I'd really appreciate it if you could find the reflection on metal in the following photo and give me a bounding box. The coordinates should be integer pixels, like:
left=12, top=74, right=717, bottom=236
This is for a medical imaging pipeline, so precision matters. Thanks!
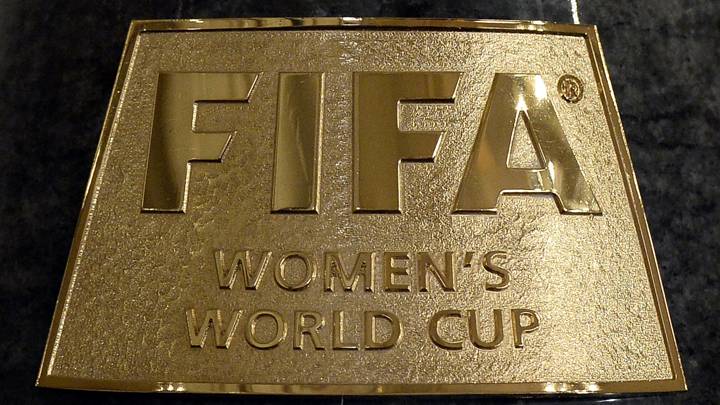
left=570, top=0, right=581, bottom=24
left=272, top=73, right=324, bottom=213
left=454, top=73, right=601, bottom=214
left=143, top=73, right=258, bottom=212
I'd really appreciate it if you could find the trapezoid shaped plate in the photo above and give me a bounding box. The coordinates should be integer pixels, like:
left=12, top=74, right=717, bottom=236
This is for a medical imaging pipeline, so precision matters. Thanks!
left=37, top=17, right=684, bottom=396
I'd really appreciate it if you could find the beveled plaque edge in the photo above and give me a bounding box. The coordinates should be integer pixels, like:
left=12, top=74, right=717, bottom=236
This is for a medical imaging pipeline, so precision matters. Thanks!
left=36, top=17, right=686, bottom=395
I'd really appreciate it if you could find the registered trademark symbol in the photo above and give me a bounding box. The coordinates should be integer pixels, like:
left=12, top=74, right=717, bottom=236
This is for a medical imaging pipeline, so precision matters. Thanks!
left=558, top=74, right=584, bottom=103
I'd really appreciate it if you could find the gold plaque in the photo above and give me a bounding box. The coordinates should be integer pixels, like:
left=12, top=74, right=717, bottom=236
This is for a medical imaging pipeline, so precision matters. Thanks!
left=37, top=18, right=685, bottom=395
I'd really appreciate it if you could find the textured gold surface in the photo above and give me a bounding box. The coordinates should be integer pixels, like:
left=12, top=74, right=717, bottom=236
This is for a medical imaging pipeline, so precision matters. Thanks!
left=37, top=18, right=684, bottom=395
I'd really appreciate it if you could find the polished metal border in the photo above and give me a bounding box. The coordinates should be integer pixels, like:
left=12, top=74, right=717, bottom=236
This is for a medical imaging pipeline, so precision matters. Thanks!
left=36, top=17, right=685, bottom=395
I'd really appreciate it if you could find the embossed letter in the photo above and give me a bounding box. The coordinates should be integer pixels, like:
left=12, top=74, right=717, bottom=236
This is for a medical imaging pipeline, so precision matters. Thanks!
left=482, top=251, right=511, bottom=292
left=186, top=309, right=242, bottom=348
left=469, top=309, right=504, bottom=349
left=511, top=308, right=540, bottom=348
left=353, top=72, right=460, bottom=212
left=418, top=252, right=455, bottom=292
left=214, top=249, right=272, bottom=290
left=454, top=74, right=600, bottom=214
left=332, top=310, right=359, bottom=350
left=383, top=252, right=411, bottom=292
left=274, top=252, right=316, bottom=291
left=323, top=251, right=374, bottom=292
left=294, top=311, right=326, bottom=350
left=245, top=310, right=287, bottom=349
left=143, top=73, right=258, bottom=212
left=272, top=73, right=324, bottom=212
left=364, top=310, right=402, bottom=350
left=429, top=309, right=463, bottom=350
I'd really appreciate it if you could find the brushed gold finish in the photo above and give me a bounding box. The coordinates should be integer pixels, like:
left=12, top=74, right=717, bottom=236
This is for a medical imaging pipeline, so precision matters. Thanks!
left=37, top=18, right=684, bottom=395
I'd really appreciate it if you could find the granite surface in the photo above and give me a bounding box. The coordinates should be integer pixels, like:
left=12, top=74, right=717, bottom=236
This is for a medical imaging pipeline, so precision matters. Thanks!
left=0, top=0, right=717, bottom=404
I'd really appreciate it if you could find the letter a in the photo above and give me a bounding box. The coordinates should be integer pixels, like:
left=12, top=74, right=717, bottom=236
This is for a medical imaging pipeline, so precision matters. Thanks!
left=454, top=74, right=600, bottom=214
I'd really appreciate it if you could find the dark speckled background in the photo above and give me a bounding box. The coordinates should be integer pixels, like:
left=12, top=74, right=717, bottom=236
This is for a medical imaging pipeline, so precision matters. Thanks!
left=0, top=1, right=717, bottom=404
